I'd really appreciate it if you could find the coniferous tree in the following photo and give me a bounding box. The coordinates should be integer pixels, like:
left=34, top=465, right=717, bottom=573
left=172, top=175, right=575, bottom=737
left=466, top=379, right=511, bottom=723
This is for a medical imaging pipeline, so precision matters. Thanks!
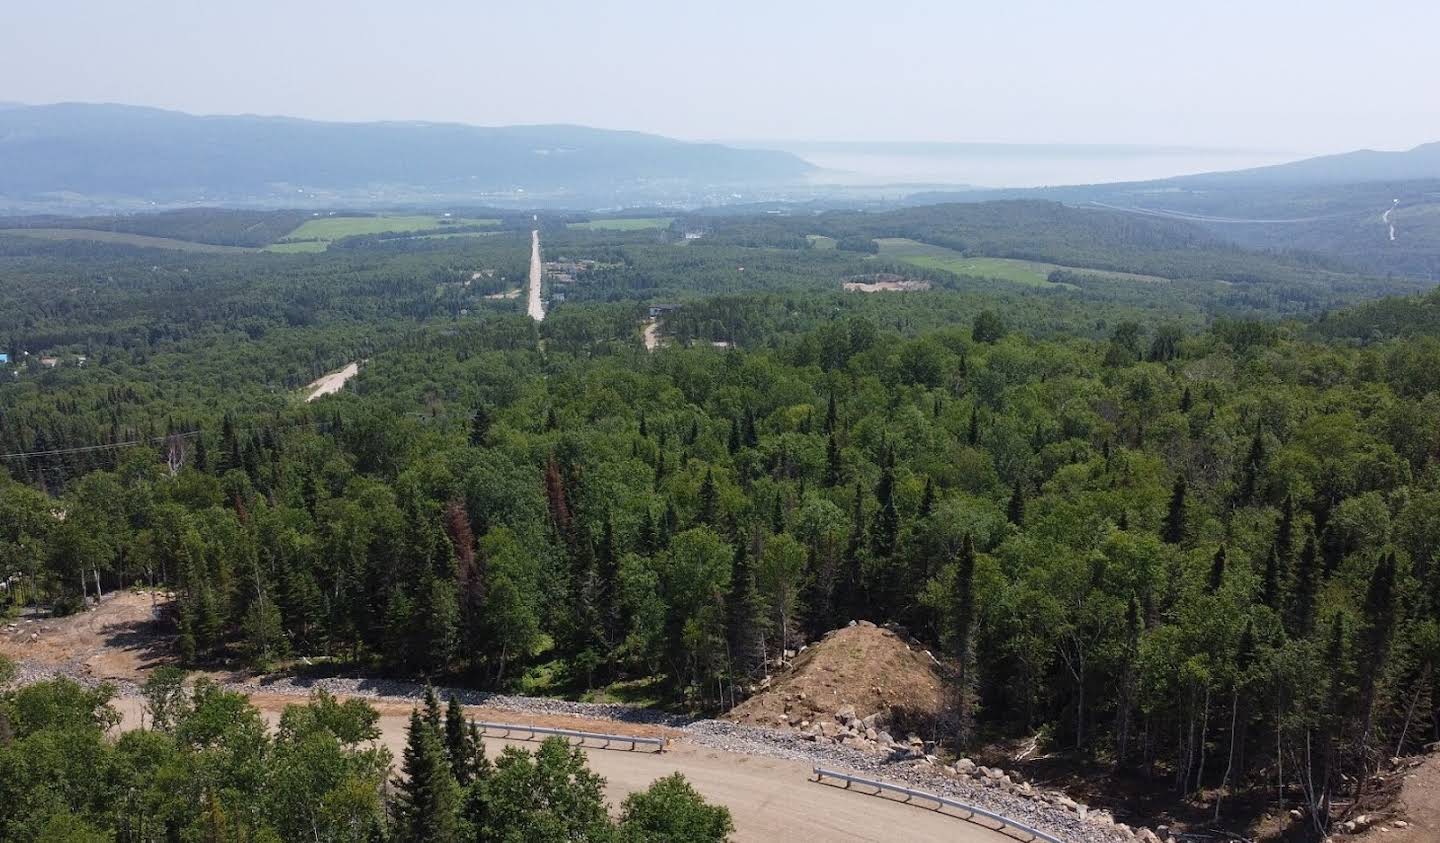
left=951, top=533, right=978, bottom=746
left=823, top=391, right=837, bottom=435
left=1261, top=544, right=1283, bottom=610
left=443, top=696, right=476, bottom=785
left=394, top=710, right=461, bottom=843
left=697, top=469, right=719, bottom=526
left=1162, top=474, right=1187, bottom=545
left=726, top=542, right=765, bottom=687
left=919, top=476, right=935, bottom=518
left=1208, top=545, right=1228, bottom=593
left=1289, top=534, right=1319, bottom=637
left=596, top=514, right=621, bottom=646
left=423, top=686, right=443, bottom=734
left=1006, top=480, right=1025, bottom=527
left=837, top=482, right=867, bottom=624
left=469, top=404, right=493, bottom=447
left=870, top=458, right=898, bottom=558
left=727, top=417, right=741, bottom=455
left=967, top=406, right=980, bottom=446
left=1180, top=386, right=1193, bottom=413
left=1237, top=429, right=1266, bottom=506
left=743, top=406, right=758, bottom=449
left=1357, top=552, right=1397, bottom=753
left=824, top=434, right=842, bottom=487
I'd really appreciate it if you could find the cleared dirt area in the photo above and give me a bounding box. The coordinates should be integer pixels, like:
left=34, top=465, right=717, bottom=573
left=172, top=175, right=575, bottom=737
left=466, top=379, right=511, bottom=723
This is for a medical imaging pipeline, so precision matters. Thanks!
left=643, top=318, right=664, bottom=351
left=843, top=279, right=932, bottom=292
left=1, top=590, right=172, bottom=683
left=305, top=362, right=359, bottom=402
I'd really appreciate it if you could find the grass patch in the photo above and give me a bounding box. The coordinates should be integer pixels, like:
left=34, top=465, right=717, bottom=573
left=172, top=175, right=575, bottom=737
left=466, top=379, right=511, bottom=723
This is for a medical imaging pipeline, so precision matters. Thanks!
left=875, top=238, right=1167, bottom=288
left=268, top=215, right=500, bottom=252
left=263, top=240, right=329, bottom=253
left=806, top=234, right=837, bottom=249
left=567, top=217, right=674, bottom=231
left=0, top=228, right=256, bottom=254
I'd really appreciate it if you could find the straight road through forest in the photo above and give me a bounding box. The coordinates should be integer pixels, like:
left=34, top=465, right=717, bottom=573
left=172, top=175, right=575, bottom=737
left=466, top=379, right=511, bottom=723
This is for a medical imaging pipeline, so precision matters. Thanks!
left=528, top=229, right=546, bottom=321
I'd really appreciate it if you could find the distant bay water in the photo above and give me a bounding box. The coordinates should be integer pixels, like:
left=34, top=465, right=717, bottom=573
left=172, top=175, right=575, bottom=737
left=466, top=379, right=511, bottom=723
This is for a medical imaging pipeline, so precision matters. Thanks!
left=740, top=141, right=1313, bottom=189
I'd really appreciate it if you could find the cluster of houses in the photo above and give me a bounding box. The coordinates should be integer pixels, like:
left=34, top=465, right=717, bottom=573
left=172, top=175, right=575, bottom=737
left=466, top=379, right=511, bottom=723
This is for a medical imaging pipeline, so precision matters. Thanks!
left=0, top=351, right=88, bottom=372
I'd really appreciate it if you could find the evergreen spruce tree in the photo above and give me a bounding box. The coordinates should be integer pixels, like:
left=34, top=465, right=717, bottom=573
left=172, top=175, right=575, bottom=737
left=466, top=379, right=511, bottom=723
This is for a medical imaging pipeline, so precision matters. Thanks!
left=423, top=686, right=443, bottom=735
left=1162, top=474, right=1187, bottom=545
left=823, top=391, right=837, bottom=435
left=697, top=469, right=719, bottom=526
left=1006, top=480, right=1025, bottom=527
left=1208, top=544, right=1227, bottom=593
left=1180, top=386, right=1193, bottom=413
left=727, top=417, right=741, bottom=455
left=837, top=482, right=867, bottom=624
left=1358, top=552, right=1398, bottom=750
left=393, top=710, right=461, bottom=843
left=824, top=434, right=842, bottom=487
left=1288, top=534, right=1318, bottom=637
left=919, top=476, right=936, bottom=518
left=967, top=406, right=980, bottom=446
left=725, top=543, right=765, bottom=686
left=444, top=696, right=476, bottom=785
left=596, top=514, right=621, bottom=645
left=1261, top=544, right=1283, bottom=610
left=951, top=534, right=978, bottom=746
left=743, top=406, right=758, bottom=449
left=1237, top=430, right=1266, bottom=506
left=870, top=458, right=898, bottom=558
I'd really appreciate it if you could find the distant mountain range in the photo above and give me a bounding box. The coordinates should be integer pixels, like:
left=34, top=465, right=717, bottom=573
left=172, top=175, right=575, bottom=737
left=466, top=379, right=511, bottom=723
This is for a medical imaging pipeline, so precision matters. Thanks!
left=0, top=103, right=814, bottom=210
left=1170, top=141, right=1440, bottom=186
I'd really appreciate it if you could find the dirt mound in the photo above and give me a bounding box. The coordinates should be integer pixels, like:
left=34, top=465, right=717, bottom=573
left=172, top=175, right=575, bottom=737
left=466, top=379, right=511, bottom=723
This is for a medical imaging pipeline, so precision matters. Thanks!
left=726, top=621, right=947, bottom=734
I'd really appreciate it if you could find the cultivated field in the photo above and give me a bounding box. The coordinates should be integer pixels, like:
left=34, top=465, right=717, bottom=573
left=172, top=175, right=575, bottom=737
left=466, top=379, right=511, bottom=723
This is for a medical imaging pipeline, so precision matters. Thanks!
left=567, top=217, right=674, bottom=231
left=268, top=214, right=500, bottom=251
left=0, top=228, right=257, bottom=253
left=875, top=238, right=1166, bottom=287
left=806, top=234, right=838, bottom=249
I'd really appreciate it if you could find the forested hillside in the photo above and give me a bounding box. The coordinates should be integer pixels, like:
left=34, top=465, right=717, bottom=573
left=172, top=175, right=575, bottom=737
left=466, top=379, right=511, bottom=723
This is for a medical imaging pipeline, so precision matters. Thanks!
left=2, top=206, right=1439, bottom=839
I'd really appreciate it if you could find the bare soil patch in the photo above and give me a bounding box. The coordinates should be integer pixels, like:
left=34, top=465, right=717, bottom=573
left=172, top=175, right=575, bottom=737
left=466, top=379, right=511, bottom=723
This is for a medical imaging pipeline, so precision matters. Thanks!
left=1, top=590, right=173, bottom=683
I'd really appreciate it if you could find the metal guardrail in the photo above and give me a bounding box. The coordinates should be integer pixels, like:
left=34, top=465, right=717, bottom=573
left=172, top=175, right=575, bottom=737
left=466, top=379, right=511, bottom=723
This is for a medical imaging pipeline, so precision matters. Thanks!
left=472, top=720, right=667, bottom=753
left=812, top=767, right=1066, bottom=843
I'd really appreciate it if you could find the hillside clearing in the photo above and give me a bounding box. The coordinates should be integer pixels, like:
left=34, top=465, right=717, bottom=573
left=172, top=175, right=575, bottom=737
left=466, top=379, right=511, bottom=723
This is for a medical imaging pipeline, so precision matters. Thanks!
left=567, top=217, right=674, bottom=231
left=0, top=228, right=257, bottom=253
left=304, top=362, right=359, bottom=402
left=875, top=238, right=1167, bottom=288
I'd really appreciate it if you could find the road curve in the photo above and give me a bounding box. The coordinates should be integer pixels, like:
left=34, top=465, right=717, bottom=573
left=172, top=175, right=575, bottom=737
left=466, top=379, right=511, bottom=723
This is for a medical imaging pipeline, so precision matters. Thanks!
left=528, top=229, right=546, bottom=321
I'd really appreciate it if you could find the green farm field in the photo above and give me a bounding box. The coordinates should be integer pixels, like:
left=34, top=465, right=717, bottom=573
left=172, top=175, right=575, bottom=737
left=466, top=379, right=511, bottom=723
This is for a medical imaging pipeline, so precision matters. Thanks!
left=566, top=217, right=674, bottom=231
left=806, top=234, right=837, bottom=249
left=268, top=215, right=499, bottom=251
left=875, top=238, right=1166, bottom=287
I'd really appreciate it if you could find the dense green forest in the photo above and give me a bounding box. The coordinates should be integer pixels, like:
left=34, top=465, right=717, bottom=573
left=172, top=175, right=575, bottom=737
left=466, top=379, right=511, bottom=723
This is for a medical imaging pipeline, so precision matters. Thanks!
left=2, top=203, right=1439, bottom=837
left=0, top=671, right=730, bottom=842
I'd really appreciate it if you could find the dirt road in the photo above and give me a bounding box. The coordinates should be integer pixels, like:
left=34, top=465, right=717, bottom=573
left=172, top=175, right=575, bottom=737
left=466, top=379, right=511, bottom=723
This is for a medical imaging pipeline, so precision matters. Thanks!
left=107, top=693, right=1014, bottom=842
left=528, top=229, right=546, bottom=321
left=305, top=362, right=358, bottom=402
left=643, top=318, right=662, bottom=351
left=1384, top=201, right=1397, bottom=241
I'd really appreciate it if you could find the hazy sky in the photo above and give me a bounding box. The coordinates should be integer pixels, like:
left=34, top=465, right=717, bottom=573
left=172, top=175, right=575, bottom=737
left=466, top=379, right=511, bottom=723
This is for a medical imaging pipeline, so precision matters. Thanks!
left=5, top=0, right=1438, bottom=153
